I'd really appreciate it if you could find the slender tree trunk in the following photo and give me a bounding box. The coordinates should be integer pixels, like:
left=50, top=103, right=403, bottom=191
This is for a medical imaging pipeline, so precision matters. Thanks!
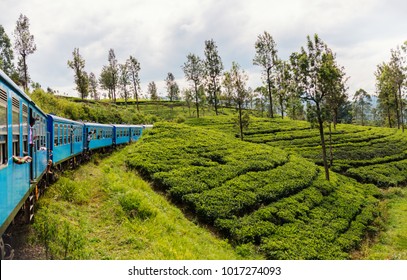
left=316, top=102, right=330, bottom=181
left=280, top=96, right=284, bottom=119
left=387, top=103, right=392, bottom=128
left=398, top=84, right=404, bottom=132
left=238, top=102, right=243, bottom=141
left=333, top=109, right=338, bottom=129
left=136, top=93, right=139, bottom=112
left=213, top=77, right=218, bottom=115
left=328, top=122, right=333, bottom=167
left=394, top=89, right=400, bottom=129
left=194, top=83, right=200, bottom=118
left=267, top=68, right=273, bottom=118
left=23, top=54, right=28, bottom=91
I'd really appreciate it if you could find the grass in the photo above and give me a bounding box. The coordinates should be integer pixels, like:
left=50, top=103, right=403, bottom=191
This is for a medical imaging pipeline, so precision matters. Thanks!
left=30, top=145, right=251, bottom=260
left=355, top=188, right=407, bottom=260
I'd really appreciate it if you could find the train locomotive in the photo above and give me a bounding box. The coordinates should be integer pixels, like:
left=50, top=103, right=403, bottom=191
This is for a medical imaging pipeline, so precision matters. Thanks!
left=0, top=69, right=151, bottom=259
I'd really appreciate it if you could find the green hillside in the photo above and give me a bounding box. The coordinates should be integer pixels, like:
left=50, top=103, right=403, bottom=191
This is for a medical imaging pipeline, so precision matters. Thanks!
left=24, top=149, right=243, bottom=260
left=22, top=92, right=407, bottom=260
left=186, top=116, right=407, bottom=188
left=126, top=122, right=380, bottom=259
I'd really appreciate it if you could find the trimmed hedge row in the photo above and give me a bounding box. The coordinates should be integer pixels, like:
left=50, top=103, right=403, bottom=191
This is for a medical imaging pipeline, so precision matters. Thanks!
left=126, top=122, right=380, bottom=259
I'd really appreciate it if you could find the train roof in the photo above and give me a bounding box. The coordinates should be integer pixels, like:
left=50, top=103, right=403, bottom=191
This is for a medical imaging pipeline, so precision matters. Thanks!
left=0, top=68, right=46, bottom=116
left=83, top=122, right=114, bottom=128
left=112, top=124, right=144, bottom=128
left=47, top=114, right=84, bottom=125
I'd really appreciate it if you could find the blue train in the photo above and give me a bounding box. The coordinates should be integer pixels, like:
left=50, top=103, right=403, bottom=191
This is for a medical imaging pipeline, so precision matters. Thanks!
left=0, top=69, right=151, bottom=259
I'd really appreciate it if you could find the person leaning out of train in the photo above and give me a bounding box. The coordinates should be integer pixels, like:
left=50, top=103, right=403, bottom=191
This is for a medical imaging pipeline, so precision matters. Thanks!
left=86, top=130, right=94, bottom=150
left=29, top=117, right=39, bottom=147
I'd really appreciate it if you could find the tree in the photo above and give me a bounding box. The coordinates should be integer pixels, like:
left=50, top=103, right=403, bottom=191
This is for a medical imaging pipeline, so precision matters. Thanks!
left=182, top=53, right=205, bottom=118
left=229, top=62, right=250, bottom=140
left=375, top=62, right=397, bottom=128
left=253, top=31, right=278, bottom=118
left=99, top=65, right=114, bottom=100
left=14, top=14, right=36, bottom=91
left=291, top=34, right=344, bottom=181
left=274, top=60, right=290, bottom=119
left=0, top=25, right=14, bottom=76
left=254, top=86, right=268, bottom=117
left=182, top=88, right=193, bottom=116
left=88, top=72, right=99, bottom=100
left=67, top=48, right=89, bottom=99
left=127, top=56, right=141, bottom=111
left=222, top=71, right=234, bottom=107
left=353, top=89, right=371, bottom=126
left=165, top=72, right=179, bottom=101
left=147, top=81, right=158, bottom=101
left=204, top=39, right=223, bottom=115
left=119, top=63, right=130, bottom=106
left=108, top=49, right=119, bottom=103
left=323, top=58, right=348, bottom=129
left=389, top=44, right=406, bottom=132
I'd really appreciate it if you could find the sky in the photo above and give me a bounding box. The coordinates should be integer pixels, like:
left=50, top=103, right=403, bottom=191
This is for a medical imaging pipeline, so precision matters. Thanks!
left=1, top=0, right=406, bottom=99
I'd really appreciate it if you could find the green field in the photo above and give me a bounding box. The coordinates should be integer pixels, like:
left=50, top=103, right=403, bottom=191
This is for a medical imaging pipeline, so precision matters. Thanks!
left=186, top=116, right=407, bottom=188
left=126, top=122, right=380, bottom=259
left=24, top=93, right=407, bottom=260
left=27, top=149, right=244, bottom=260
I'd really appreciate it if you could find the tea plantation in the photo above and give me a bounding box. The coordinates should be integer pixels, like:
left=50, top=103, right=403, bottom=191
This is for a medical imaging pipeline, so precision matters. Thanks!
left=187, top=116, right=407, bottom=188
left=126, top=122, right=381, bottom=259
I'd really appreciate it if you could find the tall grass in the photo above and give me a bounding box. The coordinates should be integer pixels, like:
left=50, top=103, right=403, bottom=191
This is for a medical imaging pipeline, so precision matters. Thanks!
left=31, top=145, right=250, bottom=260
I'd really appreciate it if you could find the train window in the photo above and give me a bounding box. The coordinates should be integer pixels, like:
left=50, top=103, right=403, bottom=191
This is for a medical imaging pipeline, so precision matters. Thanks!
left=36, top=116, right=41, bottom=150
left=78, top=127, right=82, bottom=142
left=41, top=118, right=46, bottom=148
left=74, top=126, right=77, bottom=142
left=59, top=124, right=63, bottom=145
left=0, top=87, right=7, bottom=165
left=54, top=124, right=58, bottom=146
left=12, top=97, right=20, bottom=156
left=22, top=104, right=28, bottom=154
left=64, top=125, right=67, bottom=144
left=68, top=125, right=71, bottom=144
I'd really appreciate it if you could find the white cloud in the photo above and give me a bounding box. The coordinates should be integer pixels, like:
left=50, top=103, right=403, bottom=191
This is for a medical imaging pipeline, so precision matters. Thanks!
left=2, top=0, right=406, bottom=98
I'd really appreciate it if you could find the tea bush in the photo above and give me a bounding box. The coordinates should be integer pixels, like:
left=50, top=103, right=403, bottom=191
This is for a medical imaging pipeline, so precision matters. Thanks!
left=126, top=122, right=380, bottom=259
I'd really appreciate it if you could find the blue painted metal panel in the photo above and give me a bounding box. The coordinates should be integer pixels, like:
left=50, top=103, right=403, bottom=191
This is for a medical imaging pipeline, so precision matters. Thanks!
left=129, top=125, right=143, bottom=142
left=30, top=106, right=48, bottom=181
left=113, top=125, right=130, bottom=145
left=0, top=69, right=39, bottom=235
left=47, top=115, right=84, bottom=164
left=84, top=123, right=113, bottom=150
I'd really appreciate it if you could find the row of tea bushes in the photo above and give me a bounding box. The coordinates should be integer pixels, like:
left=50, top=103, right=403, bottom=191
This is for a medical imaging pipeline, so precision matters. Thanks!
left=126, top=122, right=380, bottom=259
left=196, top=116, right=407, bottom=188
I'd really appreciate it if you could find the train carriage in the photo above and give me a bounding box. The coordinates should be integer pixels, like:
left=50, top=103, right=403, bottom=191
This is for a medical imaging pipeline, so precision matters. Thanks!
left=113, top=124, right=131, bottom=145
left=47, top=114, right=84, bottom=165
left=129, top=125, right=143, bottom=142
left=0, top=69, right=48, bottom=238
left=0, top=68, right=152, bottom=259
left=84, top=122, right=114, bottom=150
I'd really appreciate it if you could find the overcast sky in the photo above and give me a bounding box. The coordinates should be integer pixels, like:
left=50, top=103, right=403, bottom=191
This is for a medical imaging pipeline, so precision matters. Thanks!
left=2, top=0, right=406, bottom=99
